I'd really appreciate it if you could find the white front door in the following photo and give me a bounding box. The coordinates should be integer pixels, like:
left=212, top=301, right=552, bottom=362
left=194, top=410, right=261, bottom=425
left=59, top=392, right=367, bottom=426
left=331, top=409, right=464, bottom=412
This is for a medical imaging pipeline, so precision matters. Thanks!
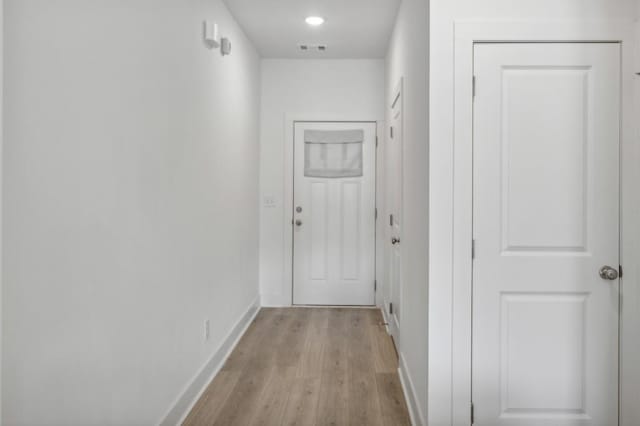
left=388, top=85, right=403, bottom=344
left=472, top=43, right=620, bottom=426
left=293, top=122, right=376, bottom=306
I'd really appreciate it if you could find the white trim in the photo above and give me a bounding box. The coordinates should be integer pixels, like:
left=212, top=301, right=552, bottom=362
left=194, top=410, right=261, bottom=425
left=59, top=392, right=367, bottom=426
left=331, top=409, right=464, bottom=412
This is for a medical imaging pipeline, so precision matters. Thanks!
left=158, top=297, right=261, bottom=426
left=0, top=0, right=4, bottom=420
left=381, top=303, right=392, bottom=335
left=281, top=114, right=383, bottom=307
left=386, top=78, right=403, bottom=344
left=429, top=19, right=639, bottom=426
left=399, top=352, right=425, bottom=426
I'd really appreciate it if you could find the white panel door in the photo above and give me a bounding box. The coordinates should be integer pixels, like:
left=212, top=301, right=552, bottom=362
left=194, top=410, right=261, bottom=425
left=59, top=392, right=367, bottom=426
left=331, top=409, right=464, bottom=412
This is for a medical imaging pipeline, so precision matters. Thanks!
left=472, top=43, right=620, bottom=426
left=293, top=122, right=376, bottom=305
left=388, top=86, right=403, bottom=345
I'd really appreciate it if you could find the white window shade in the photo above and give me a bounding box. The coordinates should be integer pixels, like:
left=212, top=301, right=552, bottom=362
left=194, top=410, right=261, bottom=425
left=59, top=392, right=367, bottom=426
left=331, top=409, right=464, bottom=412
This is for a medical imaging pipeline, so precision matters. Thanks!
left=304, top=129, right=364, bottom=178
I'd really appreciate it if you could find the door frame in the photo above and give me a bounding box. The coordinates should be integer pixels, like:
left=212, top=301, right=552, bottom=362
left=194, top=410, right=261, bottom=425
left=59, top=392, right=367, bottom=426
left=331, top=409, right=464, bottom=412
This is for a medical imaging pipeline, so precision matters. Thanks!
left=385, top=78, right=403, bottom=342
left=428, top=21, right=639, bottom=426
left=283, top=115, right=383, bottom=306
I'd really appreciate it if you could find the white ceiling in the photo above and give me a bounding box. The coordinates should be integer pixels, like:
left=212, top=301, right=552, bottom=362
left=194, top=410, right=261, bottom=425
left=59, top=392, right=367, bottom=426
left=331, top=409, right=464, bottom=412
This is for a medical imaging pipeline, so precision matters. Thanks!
left=223, top=0, right=401, bottom=58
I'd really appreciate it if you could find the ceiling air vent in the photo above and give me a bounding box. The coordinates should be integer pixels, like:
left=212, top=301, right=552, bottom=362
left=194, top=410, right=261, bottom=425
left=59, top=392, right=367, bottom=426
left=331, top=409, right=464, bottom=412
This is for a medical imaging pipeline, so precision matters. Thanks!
left=298, top=44, right=328, bottom=52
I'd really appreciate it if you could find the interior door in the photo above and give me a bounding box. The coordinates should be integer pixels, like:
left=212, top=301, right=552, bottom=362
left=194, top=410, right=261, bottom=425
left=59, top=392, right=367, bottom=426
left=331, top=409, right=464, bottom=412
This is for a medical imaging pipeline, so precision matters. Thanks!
left=388, top=86, right=403, bottom=344
left=472, top=43, right=620, bottom=426
left=293, top=122, right=376, bottom=306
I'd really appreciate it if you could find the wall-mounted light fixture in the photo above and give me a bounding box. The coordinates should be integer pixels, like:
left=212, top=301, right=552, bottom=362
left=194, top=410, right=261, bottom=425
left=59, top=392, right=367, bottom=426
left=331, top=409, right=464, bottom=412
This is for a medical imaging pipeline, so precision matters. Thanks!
left=203, top=20, right=231, bottom=56
left=203, top=21, right=220, bottom=48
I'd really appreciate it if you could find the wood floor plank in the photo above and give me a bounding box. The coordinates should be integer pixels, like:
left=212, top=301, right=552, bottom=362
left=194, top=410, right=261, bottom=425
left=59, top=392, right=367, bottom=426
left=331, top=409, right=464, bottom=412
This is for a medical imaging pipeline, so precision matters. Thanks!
left=296, top=322, right=327, bottom=378
left=296, top=308, right=330, bottom=378
left=348, top=372, right=383, bottom=426
left=214, top=311, right=292, bottom=425
left=346, top=309, right=383, bottom=426
left=365, top=307, right=384, bottom=325
left=281, top=378, right=321, bottom=426
left=182, top=370, right=241, bottom=426
left=184, top=307, right=410, bottom=426
left=322, top=308, right=349, bottom=375
left=249, top=310, right=294, bottom=370
left=222, top=309, right=277, bottom=372
left=376, top=372, right=411, bottom=426
left=249, top=367, right=297, bottom=426
left=348, top=310, right=375, bottom=372
left=276, top=308, right=311, bottom=371
left=315, top=373, right=348, bottom=426
left=212, top=365, right=273, bottom=426
left=316, top=309, right=349, bottom=425
left=371, top=323, right=399, bottom=373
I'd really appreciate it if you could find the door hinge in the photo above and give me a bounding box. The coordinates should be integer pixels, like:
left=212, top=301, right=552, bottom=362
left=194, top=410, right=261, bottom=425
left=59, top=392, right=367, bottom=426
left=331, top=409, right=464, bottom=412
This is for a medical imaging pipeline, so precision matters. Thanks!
left=472, top=76, right=476, bottom=98
left=471, top=402, right=475, bottom=424
left=375, top=208, right=378, bottom=220
left=619, top=265, right=623, bottom=279
left=374, top=280, right=377, bottom=291
left=390, top=214, right=394, bottom=227
left=389, top=302, right=393, bottom=315
left=376, top=136, right=379, bottom=147
left=472, top=239, right=476, bottom=260
left=390, top=126, right=394, bottom=139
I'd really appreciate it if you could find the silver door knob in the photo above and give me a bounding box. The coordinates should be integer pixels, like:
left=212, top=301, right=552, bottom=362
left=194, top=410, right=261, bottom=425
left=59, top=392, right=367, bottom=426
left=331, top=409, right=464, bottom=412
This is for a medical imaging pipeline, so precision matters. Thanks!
left=295, top=220, right=303, bottom=227
left=599, top=266, right=619, bottom=281
left=391, top=237, right=400, bottom=245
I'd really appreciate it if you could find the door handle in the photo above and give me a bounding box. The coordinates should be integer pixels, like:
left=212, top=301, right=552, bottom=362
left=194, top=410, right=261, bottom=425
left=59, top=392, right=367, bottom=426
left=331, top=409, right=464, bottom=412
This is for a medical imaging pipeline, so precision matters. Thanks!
left=599, top=266, right=619, bottom=281
left=295, top=220, right=303, bottom=227
left=391, top=237, right=400, bottom=245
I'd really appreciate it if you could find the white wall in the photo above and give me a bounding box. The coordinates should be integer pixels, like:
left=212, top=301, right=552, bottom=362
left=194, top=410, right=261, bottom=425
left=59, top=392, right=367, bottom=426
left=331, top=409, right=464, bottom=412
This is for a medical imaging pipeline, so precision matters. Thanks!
left=3, top=1, right=260, bottom=424
left=0, top=0, right=3, bottom=420
left=630, top=4, right=640, bottom=424
left=385, top=0, right=430, bottom=423
left=259, top=59, right=385, bottom=306
left=429, top=1, right=638, bottom=425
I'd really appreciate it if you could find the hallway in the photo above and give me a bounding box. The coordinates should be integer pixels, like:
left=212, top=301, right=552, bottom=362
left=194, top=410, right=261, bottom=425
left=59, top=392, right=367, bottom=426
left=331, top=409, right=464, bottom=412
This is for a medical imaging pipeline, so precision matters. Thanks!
left=183, top=308, right=411, bottom=425
left=4, top=1, right=640, bottom=425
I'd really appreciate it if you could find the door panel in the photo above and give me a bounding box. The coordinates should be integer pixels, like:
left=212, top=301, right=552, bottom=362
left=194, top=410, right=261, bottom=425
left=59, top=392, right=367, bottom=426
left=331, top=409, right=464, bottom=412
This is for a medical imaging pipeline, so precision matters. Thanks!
left=309, top=182, right=328, bottom=280
left=293, top=122, right=376, bottom=305
left=472, top=43, right=620, bottom=426
left=387, top=85, right=403, bottom=345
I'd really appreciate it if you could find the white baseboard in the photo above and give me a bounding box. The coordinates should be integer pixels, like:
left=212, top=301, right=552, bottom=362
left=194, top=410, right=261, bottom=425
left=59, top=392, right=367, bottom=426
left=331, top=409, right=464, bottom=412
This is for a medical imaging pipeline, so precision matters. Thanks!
left=398, top=352, right=425, bottom=426
left=158, top=296, right=260, bottom=426
left=380, top=305, right=391, bottom=334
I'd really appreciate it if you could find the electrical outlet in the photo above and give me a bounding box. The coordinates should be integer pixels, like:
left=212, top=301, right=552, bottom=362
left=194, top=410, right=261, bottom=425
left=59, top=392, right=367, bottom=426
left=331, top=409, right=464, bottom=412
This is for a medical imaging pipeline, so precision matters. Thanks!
left=204, top=319, right=210, bottom=341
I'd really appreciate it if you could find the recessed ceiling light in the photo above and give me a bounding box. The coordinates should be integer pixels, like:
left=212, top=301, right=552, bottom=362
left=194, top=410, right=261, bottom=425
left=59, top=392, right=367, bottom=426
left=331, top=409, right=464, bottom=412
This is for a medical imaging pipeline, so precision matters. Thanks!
left=305, top=16, right=325, bottom=26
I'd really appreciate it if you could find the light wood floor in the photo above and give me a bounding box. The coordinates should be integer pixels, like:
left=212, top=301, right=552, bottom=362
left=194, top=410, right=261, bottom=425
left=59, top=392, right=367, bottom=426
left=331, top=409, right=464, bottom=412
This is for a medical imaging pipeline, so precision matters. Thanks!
left=183, top=307, right=411, bottom=426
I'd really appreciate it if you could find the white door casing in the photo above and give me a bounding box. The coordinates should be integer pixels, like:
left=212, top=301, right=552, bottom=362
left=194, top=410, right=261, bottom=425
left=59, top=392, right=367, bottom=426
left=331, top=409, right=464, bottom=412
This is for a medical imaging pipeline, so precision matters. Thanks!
left=292, top=122, right=376, bottom=306
left=472, top=43, right=620, bottom=426
left=387, top=83, right=403, bottom=344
